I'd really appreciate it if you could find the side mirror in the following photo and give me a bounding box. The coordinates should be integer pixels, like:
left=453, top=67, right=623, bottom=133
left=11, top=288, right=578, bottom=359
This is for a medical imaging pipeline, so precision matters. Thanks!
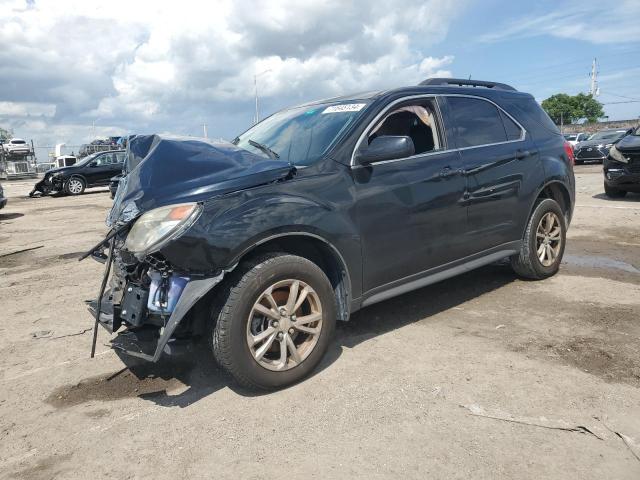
left=354, top=136, right=415, bottom=165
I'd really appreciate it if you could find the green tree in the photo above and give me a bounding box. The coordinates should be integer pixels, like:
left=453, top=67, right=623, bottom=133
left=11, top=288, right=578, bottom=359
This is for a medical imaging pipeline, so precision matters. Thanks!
left=541, top=93, right=604, bottom=125
left=0, top=126, right=12, bottom=142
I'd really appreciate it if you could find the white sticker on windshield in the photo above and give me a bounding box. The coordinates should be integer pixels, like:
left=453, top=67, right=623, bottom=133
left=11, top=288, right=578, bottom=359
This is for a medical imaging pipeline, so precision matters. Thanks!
left=322, top=103, right=366, bottom=114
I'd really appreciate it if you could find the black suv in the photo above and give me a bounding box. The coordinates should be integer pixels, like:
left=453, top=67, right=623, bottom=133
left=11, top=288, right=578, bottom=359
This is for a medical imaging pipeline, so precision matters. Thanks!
left=30, top=150, right=126, bottom=196
left=86, top=78, right=575, bottom=389
left=603, top=127, right=640, bottom=197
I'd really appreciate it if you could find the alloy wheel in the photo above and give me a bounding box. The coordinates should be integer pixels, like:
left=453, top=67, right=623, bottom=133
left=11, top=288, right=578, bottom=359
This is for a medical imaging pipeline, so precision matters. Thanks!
left=535, top=212, right=562, bottom=267
left=246, top=279, right=323, bottom=371
left=68, top=179, right=83, bottom=194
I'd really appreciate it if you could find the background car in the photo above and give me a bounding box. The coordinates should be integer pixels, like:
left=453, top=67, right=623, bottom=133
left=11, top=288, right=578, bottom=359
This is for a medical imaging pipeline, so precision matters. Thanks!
left=603, top=128, right=640, bottom=198
left=30, top=150, right=125, bottom=196
left=563, top=132, right=590, bottom=148
left=573, top=128, right=631, bottom=164
left=0, top=182, right=6, bottom=209
left=2, top=138, right=31, bottom=155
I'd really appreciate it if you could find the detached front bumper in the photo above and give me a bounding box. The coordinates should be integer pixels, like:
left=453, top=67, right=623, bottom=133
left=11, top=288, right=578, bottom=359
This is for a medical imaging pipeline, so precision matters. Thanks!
left=86, top=241, right=224, bottom=362
left=31, top=175, right=63, bottom=195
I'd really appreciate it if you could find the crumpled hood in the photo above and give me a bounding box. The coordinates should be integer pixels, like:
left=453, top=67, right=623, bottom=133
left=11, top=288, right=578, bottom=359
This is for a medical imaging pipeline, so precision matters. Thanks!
left=615, top=134, right=640, bottom=153
left=576, top=138, right=620, bottom=149
left=108, top=134, right=293, bottom=226
left=44, top=166, right=73, bottom=176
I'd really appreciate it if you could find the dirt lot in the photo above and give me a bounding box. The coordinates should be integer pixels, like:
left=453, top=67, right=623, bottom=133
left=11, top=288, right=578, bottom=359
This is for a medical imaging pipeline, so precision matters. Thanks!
left=1, top=165, right=639, bottom=479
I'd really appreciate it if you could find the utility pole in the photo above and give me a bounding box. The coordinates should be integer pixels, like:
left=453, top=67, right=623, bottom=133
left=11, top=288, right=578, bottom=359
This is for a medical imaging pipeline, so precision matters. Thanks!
left=590, top=58, right=599, bottom=97
left=253, top=69, right=271, bottom=125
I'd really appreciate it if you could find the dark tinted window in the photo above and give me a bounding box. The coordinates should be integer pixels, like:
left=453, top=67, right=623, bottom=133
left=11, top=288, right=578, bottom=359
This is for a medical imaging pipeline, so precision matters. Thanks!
left=447, top=97, right=507, bottom=147
left=500, top=111, right=522, bottom=140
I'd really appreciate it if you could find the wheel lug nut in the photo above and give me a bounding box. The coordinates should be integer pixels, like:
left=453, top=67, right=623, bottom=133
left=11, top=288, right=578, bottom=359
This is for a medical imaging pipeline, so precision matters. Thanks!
left=277, top=332, right=284, bottom=340
left=288, top=328, right=294, bottom=335
left=272, top=321, right=279, bottom=328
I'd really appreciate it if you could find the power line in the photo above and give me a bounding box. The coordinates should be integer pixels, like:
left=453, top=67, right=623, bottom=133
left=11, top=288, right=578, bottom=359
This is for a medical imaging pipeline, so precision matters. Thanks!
left=600, top=92, right=640, bottom=101
left=602, top=100, right=640, bottom=105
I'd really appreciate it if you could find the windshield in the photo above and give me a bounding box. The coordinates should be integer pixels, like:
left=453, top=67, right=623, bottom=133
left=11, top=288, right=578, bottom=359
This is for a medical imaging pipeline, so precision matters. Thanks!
left=589, top=130, right=627, bottom=141
left=233, top=101, right=369, bottom=166
left=74, top=152, right=100, bottom=166
left=563, top=134, right=577, bottom=141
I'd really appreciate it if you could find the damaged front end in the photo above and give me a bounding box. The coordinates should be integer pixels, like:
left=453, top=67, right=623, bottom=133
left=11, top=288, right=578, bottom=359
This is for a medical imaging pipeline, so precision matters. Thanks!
left=82, top=134, right=293, bottom=361
left=29, top=171, right=64, bottom=197
left=85, top=207, right=224, bottom=361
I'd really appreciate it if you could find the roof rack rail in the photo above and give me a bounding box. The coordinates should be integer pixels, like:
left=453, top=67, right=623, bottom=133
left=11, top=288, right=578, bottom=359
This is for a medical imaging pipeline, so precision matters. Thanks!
left=419, top=78, right=517, bottom=92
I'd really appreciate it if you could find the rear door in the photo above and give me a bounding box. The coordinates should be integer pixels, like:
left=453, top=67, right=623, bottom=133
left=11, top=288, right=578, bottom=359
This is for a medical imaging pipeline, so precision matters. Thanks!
left=440, top=95, right=539, bottom=254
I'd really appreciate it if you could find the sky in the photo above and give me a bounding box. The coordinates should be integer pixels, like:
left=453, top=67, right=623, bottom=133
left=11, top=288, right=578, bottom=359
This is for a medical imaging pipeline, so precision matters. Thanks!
left=1, top=0, right=639, bottom=160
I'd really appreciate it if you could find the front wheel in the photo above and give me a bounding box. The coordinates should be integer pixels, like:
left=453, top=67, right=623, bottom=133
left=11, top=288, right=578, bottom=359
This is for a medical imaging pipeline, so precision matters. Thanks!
left=211, top=253, right=337, bottom=390
left=511, top=198, right=566, bottom=280
left=64, top=177, right=85, bottom=195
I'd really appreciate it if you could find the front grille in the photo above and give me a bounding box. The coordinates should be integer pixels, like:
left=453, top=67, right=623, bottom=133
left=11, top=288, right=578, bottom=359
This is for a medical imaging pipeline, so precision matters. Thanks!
left=628, top=159, right=640, bottom=174
left=575, top=147, right=605, bottom=159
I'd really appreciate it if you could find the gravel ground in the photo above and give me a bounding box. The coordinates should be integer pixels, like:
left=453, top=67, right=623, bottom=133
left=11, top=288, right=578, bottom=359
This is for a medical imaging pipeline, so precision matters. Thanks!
left=1, top=165, right=639, bottom=479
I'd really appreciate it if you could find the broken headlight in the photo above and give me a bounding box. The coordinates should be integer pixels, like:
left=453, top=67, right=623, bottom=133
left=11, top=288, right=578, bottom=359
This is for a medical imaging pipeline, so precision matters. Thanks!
left=124, top=203, right=202, bottom=257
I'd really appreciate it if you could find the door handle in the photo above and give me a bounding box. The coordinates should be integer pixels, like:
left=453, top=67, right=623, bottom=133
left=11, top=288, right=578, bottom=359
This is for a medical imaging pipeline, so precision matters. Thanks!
left=439, top=167, right=463, bottom=178
left=515, top=149, right=537, bottom=160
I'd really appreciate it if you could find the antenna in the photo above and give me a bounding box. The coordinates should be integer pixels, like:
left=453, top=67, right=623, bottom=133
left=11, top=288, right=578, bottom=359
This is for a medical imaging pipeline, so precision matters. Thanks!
left=590, top=58, right=599, bottom=96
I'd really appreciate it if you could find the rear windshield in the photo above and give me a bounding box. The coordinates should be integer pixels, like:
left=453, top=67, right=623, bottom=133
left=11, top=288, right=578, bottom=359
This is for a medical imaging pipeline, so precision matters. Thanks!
left=11, top=140, right=26, bottom=144
left=563, top=134, right=577, bottom=141
left=233, top=101, right=369, bottom=166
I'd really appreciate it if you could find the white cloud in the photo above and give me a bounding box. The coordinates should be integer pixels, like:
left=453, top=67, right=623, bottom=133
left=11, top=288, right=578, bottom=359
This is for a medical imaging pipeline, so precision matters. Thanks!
left=479, top=0, right=640, bottom=44
left=0, top=0, right=463, bottom=152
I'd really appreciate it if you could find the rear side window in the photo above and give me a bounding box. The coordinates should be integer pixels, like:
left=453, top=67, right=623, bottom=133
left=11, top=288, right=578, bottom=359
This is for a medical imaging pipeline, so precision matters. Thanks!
left=446, top=97, right=508, bottom=148
left=500, top=111, right=523, bottom=140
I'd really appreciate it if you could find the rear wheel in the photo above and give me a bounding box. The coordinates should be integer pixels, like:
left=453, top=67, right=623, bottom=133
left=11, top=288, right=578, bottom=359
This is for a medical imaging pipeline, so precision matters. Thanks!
left=604, top=184, right=626, bottom=198
left=511, top=198, right=566, bottom=280
left=65, top=177, right=85, bottom=195
left=211, top=253, right=337, bottom=390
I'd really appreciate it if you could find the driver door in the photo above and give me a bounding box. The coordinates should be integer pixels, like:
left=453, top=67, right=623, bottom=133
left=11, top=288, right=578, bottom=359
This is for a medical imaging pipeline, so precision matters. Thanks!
left=352, top=97, right=468, bottom=294
left=85, top=153, right=114, bottom=186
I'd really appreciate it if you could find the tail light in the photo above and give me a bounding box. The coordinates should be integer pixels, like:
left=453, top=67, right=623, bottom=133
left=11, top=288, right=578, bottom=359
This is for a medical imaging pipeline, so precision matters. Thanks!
left=563, top=141, right=575, bottom=166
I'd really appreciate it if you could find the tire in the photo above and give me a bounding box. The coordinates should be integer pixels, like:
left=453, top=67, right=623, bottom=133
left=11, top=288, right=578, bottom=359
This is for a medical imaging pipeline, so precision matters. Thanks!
left=604, top=184, right=626, bottom=198
left=511, top=198, right=566, bottom=280
left=211, top=253, right=337, bottom=390
left=64, top=176, right=85, bottom=195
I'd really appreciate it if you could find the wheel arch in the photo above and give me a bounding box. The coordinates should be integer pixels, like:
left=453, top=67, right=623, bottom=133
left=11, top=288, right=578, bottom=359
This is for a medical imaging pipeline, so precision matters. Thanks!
left=234, top=232, right=352, bottom=322
left=66, top=173, right=87, bottom=185
left=528, top=180, right=573, bottom=227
